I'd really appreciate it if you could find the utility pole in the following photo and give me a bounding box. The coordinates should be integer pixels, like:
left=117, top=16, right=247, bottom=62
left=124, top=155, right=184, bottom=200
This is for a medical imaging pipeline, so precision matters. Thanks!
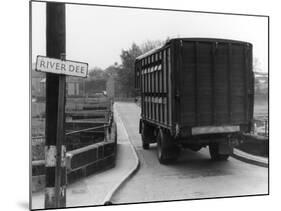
left=44, top=2, right=67, bottom=208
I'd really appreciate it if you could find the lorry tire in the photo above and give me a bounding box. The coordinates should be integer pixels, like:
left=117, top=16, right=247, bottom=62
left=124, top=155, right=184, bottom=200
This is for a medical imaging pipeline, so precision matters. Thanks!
left=209, top=143, right=230, bottom=161
left=141, top=122, right=151, bottom=150
left=157, top=129, right=180, bottom=164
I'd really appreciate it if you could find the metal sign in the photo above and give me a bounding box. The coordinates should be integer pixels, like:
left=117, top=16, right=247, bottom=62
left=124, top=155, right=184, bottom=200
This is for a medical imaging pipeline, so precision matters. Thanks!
left=36, top=55, right=88, bottom=78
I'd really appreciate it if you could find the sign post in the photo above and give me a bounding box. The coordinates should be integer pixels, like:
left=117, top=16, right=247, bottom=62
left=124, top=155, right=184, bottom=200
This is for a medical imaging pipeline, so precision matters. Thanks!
left=44, top=3, right=66, bottom=208
left=41, top=3, right=88, bottom=208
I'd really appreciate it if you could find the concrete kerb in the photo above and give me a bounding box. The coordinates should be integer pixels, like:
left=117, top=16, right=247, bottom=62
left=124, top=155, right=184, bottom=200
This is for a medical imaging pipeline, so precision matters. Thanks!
left=102, top=107, right=140, bottom=205
left=231, top=148, right=268, bottom=168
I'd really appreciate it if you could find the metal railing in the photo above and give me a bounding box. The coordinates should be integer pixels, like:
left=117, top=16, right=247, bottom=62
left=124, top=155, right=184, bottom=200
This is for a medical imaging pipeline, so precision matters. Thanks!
left=32, top=124, right=110, bottom=140
left=31, top=122, right=116, bottom=174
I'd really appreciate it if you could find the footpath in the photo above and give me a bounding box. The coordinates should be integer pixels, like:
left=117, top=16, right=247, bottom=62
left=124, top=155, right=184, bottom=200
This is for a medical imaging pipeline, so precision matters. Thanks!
left=232, top=148, right=268, bottom=168
left=31, top=104, right=139, bottom=209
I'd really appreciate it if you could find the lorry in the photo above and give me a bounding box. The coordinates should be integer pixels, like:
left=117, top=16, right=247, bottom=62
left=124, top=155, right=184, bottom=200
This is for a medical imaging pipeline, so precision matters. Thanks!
left=135, top=38, right=254, bottom=164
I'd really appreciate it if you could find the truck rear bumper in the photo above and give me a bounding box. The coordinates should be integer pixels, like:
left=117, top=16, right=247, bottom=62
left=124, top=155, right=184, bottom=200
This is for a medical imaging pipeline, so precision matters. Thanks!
left=191, top=125, right=240, bottom=135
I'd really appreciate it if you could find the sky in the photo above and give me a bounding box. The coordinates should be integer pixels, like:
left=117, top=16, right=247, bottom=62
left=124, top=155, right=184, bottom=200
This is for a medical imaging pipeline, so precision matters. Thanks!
left=32, top=1, right=268, bottom=72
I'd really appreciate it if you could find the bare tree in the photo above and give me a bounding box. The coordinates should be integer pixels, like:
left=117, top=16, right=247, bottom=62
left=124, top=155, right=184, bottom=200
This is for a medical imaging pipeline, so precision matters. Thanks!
left=253, top=57, right=262, bottom=73
left=140, top=40, right=164, bottom=54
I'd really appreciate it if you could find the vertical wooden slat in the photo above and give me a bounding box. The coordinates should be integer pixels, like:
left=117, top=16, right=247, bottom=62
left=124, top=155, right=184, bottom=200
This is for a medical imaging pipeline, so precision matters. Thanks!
left=163, top=50, right=167, bottom=93
left=178, top=40, right=183, bottom=127
left=163, top=50, right=167, bottom=124
left=156, top=66, right=159, bottom=122
left=160, top=51, right=163, bottom=124
left=151, top=96, right=154, bottom=121
left=163, top=97, right=165, bottom=124
left=147, top=96, right=149, bottom=120
left=144, top=96, right=146, bottom=119
left=154, top=67, right=157, bottom=121
left=152, top=68, right=155, bottom=121
left=145, top=69, right=147, bottom=119
left=158, top=65, right=161, bottom=123
left=144, top=69, right=147, bottom=93
left=148, top=68, right=151, bottom=94
left=211, top=43, right=217, bottom=124
left=158, top=98, right=160, bottom=124
left=142, top=69, right=145, bottom=119
left=154, top=99, right=156, bottom=122
left=194, top=42, right=199, bottom=125
left=165, top=48, right=169, bottom=124
left=159, top=68, right=162, bottom=93
left=249, top=46, right=254, bottom=126
left=159, top=97, right=162, bottom=123
left=159, top=69, right=162, bottom=124
left=141, top=67, right=144, bottom=117
left=145, top=70, right=147, bottom=119
left=227, top=43, right=232, bottom=122
left=156, top=67, right=158, bottom=93
left=150, top=67, right=155, bottom=94
left=167, top=48, right=172, bottom=126
left=147, top=96, right=151, bottom=119
left=153, top=65, right=158, bottom=121
left=147, top=70, right=149, bottom=121
left=244, top=45, right=249, bottom=121
left=150, top=96, right=152, bottom=120
left=156, top=97, right=158, bottom=122
left=154, top=67, right=157, bottom=122
left=146, top=96, right=149, bottom=120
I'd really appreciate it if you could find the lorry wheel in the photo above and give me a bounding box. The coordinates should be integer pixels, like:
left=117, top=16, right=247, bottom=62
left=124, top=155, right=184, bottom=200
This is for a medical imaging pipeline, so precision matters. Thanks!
left=157, top=129, right=179, bottom=164
left=209, top=143, right=230, bottom=161
left=141, top=122, right=150, bottom=150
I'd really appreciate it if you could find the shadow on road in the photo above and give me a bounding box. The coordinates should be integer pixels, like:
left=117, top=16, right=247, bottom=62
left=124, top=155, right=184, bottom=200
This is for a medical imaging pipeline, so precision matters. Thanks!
left=146, top=145, right=233, bottom=178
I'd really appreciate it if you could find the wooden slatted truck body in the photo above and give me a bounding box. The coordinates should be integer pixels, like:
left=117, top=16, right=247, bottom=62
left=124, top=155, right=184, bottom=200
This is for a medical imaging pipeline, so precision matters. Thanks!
left=135, top=38, right=254, bottom=164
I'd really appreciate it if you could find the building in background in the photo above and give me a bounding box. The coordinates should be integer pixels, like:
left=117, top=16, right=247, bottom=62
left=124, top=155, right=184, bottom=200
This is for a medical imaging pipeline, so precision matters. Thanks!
left=67, top=76, right=84, bottom=96
left=31, top=64, right=45, bottom=97
left=31, top=64, right=85, bottom=97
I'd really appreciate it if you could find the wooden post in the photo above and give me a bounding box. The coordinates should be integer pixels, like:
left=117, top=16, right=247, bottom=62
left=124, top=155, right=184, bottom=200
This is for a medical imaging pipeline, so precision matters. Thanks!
left=44, top=2, right=66, bottom=208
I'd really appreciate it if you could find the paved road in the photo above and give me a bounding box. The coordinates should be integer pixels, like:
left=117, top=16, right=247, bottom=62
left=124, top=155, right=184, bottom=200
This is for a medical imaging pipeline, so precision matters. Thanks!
left=111, top=102, right=268, bottom=204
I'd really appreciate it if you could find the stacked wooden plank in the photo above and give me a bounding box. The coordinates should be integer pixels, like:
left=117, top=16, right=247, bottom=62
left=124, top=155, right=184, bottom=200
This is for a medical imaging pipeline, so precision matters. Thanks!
left=65, top=96, right=113, bottom=150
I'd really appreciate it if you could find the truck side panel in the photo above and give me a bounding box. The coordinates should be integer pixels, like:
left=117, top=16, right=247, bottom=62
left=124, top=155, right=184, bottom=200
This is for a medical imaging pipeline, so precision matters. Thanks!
left=137, top=47, right=173, bottom=129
